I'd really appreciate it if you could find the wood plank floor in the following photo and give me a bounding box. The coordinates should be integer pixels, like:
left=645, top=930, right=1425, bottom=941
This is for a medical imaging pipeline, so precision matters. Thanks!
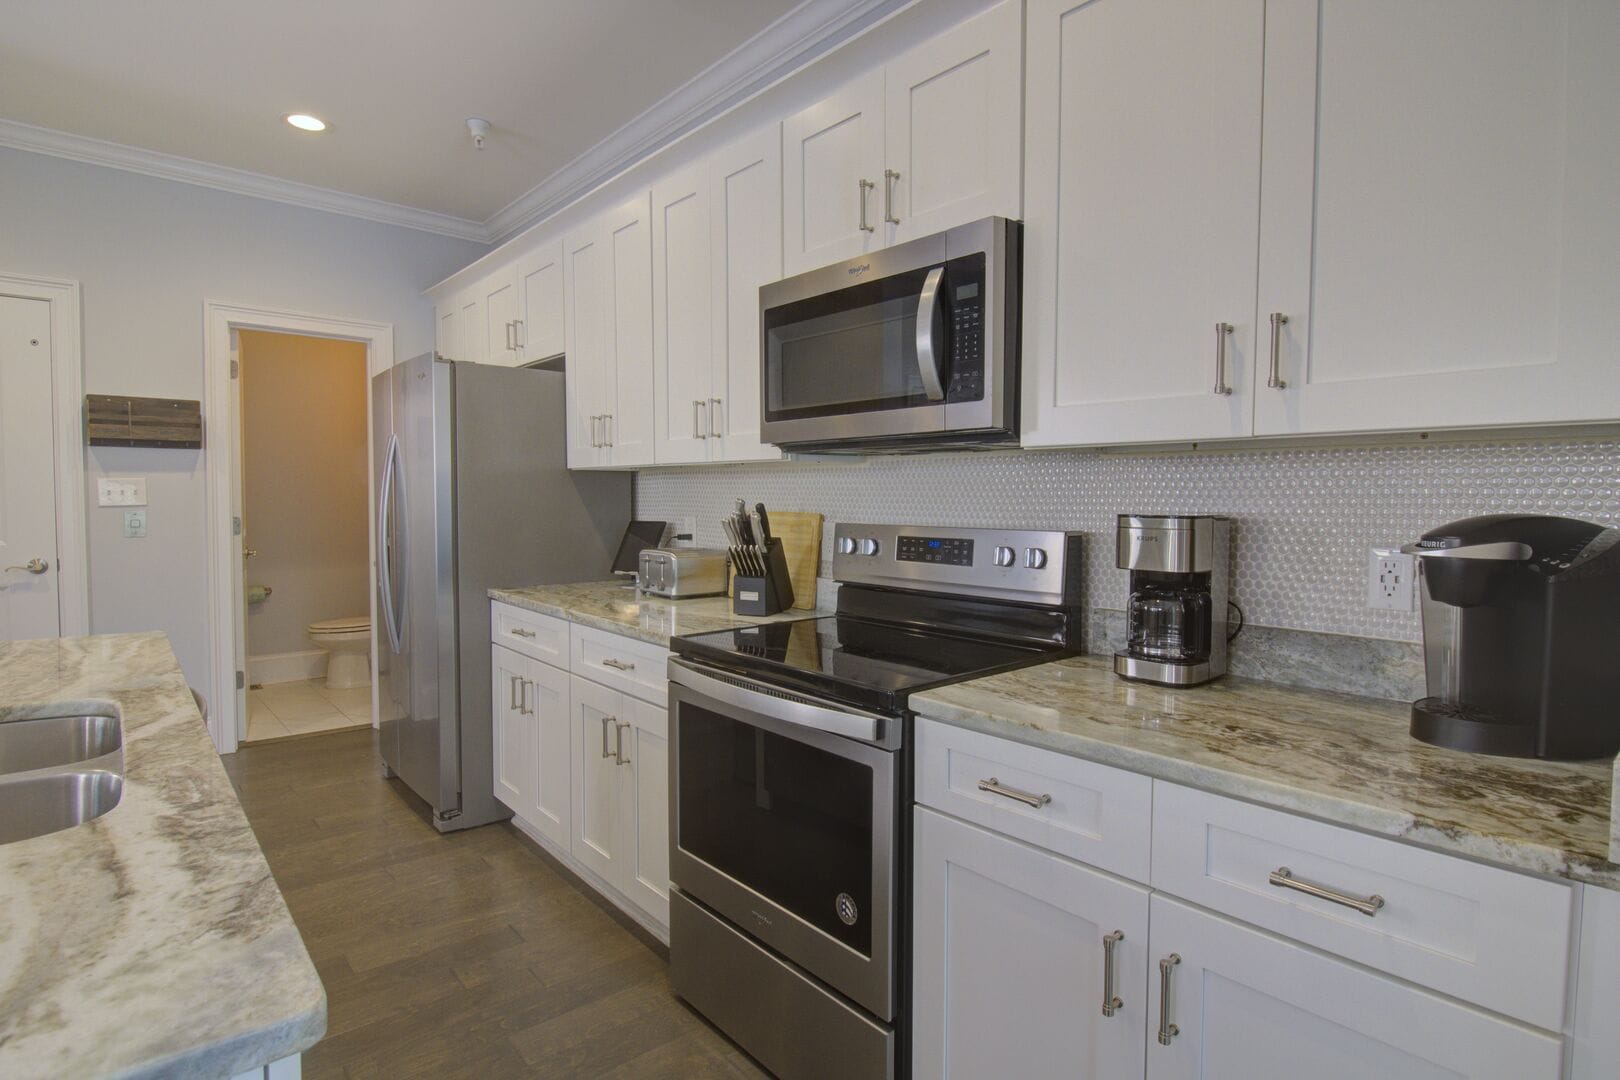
left=223, top=727, right=768, bottom=1079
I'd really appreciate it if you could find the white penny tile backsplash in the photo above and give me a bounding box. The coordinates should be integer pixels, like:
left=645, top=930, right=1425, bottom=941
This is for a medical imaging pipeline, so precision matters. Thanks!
left=635, top=437, right=1620, bottom=643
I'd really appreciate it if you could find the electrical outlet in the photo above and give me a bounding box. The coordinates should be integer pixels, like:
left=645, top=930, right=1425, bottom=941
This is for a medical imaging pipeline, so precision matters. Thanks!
left=1367, top=547, right=1415, bottom=611
left=677, top=516, right=697, bottom=546
left=123, top=509, right=148, bottom=538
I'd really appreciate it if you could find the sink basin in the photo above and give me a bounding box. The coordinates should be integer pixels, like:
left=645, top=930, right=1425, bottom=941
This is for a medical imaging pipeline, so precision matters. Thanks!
left=0, top=713, right=123, bottom=774
left=0, top=770, right=124, bottom=845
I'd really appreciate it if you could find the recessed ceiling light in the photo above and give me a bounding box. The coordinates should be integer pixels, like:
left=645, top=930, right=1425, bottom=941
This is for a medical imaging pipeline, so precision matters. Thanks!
left=285, top=114, right=327, bottom=132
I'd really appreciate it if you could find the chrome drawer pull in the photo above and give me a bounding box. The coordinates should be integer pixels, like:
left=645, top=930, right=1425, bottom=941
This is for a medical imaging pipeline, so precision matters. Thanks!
left=614, top=720, right=630, bottom=765
left=1157, top=954, right=1180, bottom=1045
left=1213, top=322, right=1234, bottom=395
left=976, top=776, right=1052, bottom=809
left=510, top=627, right=537, bottom=639
left=520, top=680, right=533, bottom=717
left=858, top=178, right=876, bottom=232
left=509, top=675, right=523, bottom=710
left=1267, top=312, right=1289, bottom=389
left=601, top=715, right=616, bottom=759
left=1269, top=866, right=1385, bottom=917
left=1102, top=930, right=1124, bottom=1017
left=602, top=658, right=636, bottom=672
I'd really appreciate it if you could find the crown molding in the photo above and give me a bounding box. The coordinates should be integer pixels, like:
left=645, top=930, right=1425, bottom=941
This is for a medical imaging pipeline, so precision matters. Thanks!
left=481, top=0, right=911, bottom=242
left=0, top=117, right=489, bottom=242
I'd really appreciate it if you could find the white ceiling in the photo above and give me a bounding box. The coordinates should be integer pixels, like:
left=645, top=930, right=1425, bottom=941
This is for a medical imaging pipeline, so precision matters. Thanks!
left=0, top=0, right=805, bottom=232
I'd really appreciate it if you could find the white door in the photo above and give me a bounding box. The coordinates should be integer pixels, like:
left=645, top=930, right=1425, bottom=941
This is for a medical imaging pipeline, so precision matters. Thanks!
left=516, top=240, right=565, bottom=363
left=617, top=695, right=670, bottom=924
left=455, top=290, right=487, bottom=365
left=0, top=295, right=59, bottom=639
left=1255, top=0, right=1620, bottom=436
left=490, top=645, right=532, bottom=812
left=525, top=656, right=572, bottom=849
left=570, top=675, right=622, bottom=884
left=563, top=223, right=608, bottom=468
left=482, top=270, right=521, bottom=367
left=912, top=808, right=1150, bottom=1079
left=651, top=164, right=715, bottom=465
left=603, top=193, right=655, bottom=468
left=1022, top=0, right=1264, bottom=448
left=883, top=0, right=1022, bottom=245
left=783, top=69, right=885, bottom=275
left=1145, top=895, right=1564, bottom=1080
left=709, top=123, right=784, bottom=463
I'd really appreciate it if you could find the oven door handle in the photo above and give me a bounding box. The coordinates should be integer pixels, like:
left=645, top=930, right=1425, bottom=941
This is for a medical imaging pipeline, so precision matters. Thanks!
left=668, top=659, right=886, bottom=744
left=914, top=265, right=948, bottom=402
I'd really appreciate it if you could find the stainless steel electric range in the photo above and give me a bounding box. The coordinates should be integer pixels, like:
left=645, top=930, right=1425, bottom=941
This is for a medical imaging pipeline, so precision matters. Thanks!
left=667, top=522, right=1084, bottom=1080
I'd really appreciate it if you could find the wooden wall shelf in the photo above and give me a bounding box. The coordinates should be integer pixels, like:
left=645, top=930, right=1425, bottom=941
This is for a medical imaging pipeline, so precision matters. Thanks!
left=85, top=395, right=203, bottom=449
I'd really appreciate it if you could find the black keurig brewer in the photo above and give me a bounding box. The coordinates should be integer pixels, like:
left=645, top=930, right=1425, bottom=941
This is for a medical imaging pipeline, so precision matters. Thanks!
left=1403, top=514, right=1620, bottom=760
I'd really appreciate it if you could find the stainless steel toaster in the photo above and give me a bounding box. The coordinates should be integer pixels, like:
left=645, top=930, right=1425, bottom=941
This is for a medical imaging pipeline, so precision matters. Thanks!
left=637, top=548, right=728, bottom=599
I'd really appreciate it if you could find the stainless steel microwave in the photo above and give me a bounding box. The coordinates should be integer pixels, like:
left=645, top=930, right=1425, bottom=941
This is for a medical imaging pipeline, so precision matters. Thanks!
left=759, top=216, right=1021, bottom=453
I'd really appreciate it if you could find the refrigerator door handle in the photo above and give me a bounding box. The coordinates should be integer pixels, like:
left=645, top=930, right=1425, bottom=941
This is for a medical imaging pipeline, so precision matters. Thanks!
left=377, top=432, right=404, bottom=654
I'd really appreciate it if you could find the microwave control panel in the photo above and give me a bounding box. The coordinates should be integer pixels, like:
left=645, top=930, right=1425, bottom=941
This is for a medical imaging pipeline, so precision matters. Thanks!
left=946, top=279, right=984, bottom=403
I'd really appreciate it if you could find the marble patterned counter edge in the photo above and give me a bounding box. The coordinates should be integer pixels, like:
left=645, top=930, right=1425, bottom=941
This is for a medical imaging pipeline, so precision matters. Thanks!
left=488, top=580, right=827, bottom=647
left=911, top=654, right=1620, bottom=890
left=0, top=633, right=325, bottom=1080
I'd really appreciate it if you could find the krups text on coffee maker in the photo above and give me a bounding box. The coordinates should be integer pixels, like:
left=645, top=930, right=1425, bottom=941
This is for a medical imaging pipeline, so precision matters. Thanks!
left=1114, top=515, right=1231, bottom=687
left=1403, top=514, right=1620, bottom=760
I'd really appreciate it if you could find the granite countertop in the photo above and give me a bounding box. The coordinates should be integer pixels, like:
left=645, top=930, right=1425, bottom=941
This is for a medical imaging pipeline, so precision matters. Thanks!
left=912, top=654, right=1620, bottom=890
left=489, top=579, right=827, bottom=646
left=0, top=633, right=325, bottom=1079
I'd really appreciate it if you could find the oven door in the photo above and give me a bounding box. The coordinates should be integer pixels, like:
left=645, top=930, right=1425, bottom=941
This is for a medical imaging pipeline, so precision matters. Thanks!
left=668, top=660, right=898, bottom=1021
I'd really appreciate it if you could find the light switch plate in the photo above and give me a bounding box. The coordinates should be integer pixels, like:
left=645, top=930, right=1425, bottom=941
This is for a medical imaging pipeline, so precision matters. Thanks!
left=98, top=477, right=148, bottom=506
left=123, top=510, right=148, bottom=538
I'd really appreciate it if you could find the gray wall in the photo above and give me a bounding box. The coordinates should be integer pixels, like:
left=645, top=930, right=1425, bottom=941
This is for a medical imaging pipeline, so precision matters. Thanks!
left=0, top=146, right=487, bottom=686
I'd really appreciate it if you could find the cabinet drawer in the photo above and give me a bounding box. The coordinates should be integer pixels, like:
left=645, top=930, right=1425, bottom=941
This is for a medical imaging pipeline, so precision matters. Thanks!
left=570, top=624, right=670, bottom=704
left=1150, top=782, right=1574, bottom=1030
left=491, top=601, right=569, bottom=668
left=915, top=718, right=1153, bottom=883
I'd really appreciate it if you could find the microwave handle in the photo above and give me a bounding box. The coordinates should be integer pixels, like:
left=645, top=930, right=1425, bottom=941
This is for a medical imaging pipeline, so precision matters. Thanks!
left=915, top=266, right=948, bottom=402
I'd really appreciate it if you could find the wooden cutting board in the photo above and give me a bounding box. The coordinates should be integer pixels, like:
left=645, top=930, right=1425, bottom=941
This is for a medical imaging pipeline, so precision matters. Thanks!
left=770, top=511, right=823, bottom=611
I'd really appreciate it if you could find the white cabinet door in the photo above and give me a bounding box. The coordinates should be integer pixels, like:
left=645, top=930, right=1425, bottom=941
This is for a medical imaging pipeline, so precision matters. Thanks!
left=912, top=808, right=1149, bottom=1080
left=1574, top=884, right=1620, bottom=1080
left=1145, top=895, right=1564, bottom=1080
left=516, top=240, right=565, bottom=363
left=435, top=304, right=458, bottom=361
left=617, top=695, right=669, bottom=925
left=523, top=657, right=572, bottom=850
left=882, top=0, right=1022, bottom=245
left=490, top=644, right=532, bottom=813
left=455, top=290, right=487, bottom=365
left=570, top=675, right=623, bottom=884
left=783, top=69, right=885, bottom=275
left=1022, top=0, right=1263, bottom=448
left=1254, top=0, right=1620, bottom=435
left=481, top=269, right=521, bottom=367
left=603, top=193, right=655, bottom=467
left=709, top=123, right=784, bottom=462
left=563, top=223, right=608, bottom=468
left=651, top=165, right=715, bottom=465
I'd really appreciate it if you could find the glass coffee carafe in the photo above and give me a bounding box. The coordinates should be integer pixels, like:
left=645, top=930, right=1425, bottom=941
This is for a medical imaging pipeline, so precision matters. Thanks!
left=1125, top=582, right=1211, bottom=663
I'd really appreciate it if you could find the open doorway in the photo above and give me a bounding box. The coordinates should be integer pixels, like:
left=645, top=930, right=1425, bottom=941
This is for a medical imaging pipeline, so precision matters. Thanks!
left=237, top=330, right=372, bottom=743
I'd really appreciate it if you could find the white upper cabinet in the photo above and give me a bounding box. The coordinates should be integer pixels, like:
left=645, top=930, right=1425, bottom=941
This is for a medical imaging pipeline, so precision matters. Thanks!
left=563, top=222, right=610, bottom=468
left=603, top=193, right=655, bottom=468
left=652, top=164, right=716, bottom=465
left=481, top=269, right=521, bottom=367
left=436, top=304, right=458, bottom=362
left=784, top=69, right=886, bottom=276
left=455, top=290, right=486, bottom=364
left=1022, top=0, right=1265, bottom=447
left=515, top=240, right=565, bottom=363
left=1254, top=0, right=1620, bottom=436
left=883, top=0, right=1022, bottom=245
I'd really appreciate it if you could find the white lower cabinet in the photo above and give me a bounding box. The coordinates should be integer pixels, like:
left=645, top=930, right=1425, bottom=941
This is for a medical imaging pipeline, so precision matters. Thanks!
left=490, top=644, right=572, bottom=849
left=1145, top=894, right=1563, bottom=1080
left=912, top=807, right=1149, bottom=1079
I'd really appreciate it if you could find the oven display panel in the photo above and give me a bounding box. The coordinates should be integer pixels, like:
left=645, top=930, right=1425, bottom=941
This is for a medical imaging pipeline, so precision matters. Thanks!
left=897, top=536, right=974, bottom=566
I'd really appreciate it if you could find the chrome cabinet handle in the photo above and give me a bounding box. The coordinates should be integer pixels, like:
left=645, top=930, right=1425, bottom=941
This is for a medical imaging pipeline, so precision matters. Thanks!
left=1267, top=312, right=1289, bottom=389
left=509, top=675, right=523, bottom=711
left=708, top=398, right=722, bottom=438
left=504, top=320, right=515, bottom=351
left=1157, top=954, right=1181, bottom=1045
left=601, top=715, right=616, bottom=759
left=1213, top=322, right=1234, bottom=395
left=603, top=413, right=613, bottom=447
left=510, top=627, right=536, bottom=639
left=1269, top=866, right=1385, bottom=917
left=614, top=720, right=630, bottom=765
left=520, top=680, right=533, bottom=716
left=513, top=319, right=524, bottom=349
left=858, top=178, right=876, bottom=233
left=602, top=658, right=636, bottom=672
left=588, top=415, right=600, bottom=447
left=1102, top=930, right=1124, bottom=1017
left=976, top=776, right=1052, bottom=809
left=883, top=168, right=901, bottom=225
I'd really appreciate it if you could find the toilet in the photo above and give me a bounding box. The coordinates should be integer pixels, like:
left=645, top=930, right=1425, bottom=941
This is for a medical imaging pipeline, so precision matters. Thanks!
left=307, top=616, right=372, bottom=689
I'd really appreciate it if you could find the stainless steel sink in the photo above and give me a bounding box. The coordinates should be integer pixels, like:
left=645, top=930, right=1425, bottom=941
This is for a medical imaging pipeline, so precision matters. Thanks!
left=0, top=713, right=123, bottom=774
left=0, top=769, right=124, bottom=845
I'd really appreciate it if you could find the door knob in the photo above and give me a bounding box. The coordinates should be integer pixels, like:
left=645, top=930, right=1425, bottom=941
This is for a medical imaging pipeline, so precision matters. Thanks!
left=244, top=549, right=258, bottom=559
left=3, top=558, right=48, bottom=575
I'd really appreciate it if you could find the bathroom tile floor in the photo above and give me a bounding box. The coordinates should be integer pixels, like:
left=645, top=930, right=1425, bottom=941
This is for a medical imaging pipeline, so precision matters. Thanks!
left=246, top=678, right=372, bottom=743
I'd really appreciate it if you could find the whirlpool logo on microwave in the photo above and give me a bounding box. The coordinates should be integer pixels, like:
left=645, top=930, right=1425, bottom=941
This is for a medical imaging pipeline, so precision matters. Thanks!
left=847, top=263, right=871, bottom=276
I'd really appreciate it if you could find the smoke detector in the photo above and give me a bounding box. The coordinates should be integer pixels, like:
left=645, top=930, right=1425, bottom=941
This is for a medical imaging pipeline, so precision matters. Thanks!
left=466, top=117, right=491, bottom=151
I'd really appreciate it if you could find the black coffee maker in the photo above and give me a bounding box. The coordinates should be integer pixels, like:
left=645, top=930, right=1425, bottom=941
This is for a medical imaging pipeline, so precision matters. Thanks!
left=1404, top=514, right=1620, bottom=760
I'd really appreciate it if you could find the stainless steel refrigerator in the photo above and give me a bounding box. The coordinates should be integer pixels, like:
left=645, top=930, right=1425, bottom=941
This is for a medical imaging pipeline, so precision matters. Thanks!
left=373, top=353, right=630, bottom=831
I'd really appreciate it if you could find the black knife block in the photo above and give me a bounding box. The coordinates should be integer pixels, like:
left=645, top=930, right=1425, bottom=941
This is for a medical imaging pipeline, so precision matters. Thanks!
left=732, top=539, right=795, bottom=616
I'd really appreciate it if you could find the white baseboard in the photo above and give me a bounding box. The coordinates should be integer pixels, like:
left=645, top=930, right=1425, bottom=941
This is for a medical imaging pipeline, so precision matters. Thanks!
left=248, top=650, right=327, bottom=686
left=505, top=813, right=670, bottom=945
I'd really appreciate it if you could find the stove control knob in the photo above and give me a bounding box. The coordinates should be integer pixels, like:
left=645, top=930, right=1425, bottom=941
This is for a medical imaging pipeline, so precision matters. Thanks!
left=837, top=536, right=858, bottom=556
left=858, top=537, right=881, bottom=557
left=993, top=545, right=1016, bottom=567
left=1024, top=547, right=1048, bottom=570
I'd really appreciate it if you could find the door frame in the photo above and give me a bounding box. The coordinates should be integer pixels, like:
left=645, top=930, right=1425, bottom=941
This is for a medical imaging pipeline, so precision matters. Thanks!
left=0, top=271, right=89, bottom=638
left=203, top=300, right=393, bottom=754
